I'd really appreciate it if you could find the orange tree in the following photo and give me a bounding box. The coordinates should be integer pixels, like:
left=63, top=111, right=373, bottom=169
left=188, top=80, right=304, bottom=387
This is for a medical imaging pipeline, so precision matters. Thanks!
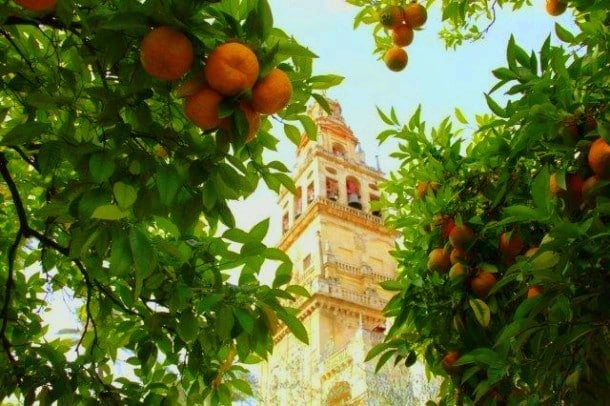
left=351, top=0, right=610, bottom=404
left=0, top=0, right=343, bottom=403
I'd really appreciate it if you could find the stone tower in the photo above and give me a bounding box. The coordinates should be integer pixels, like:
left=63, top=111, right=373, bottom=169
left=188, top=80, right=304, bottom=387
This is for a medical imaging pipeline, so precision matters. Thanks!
left=259, top=100, right=436, bottom=405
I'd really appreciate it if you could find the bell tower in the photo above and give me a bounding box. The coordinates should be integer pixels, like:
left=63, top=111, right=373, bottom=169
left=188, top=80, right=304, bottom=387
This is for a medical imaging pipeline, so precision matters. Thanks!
left=259, top=100, right=436, bottom=404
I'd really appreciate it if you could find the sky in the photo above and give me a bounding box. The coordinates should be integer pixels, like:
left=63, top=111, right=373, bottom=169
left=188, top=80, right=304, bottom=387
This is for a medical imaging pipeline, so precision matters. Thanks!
left=231, top=0, right=576, bottom=245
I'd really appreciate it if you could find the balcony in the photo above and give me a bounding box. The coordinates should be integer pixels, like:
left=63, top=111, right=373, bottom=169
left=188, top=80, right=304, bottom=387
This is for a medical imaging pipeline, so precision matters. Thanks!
left=310, top=278, right=387, bottom=310
left=315, top=197, right=382, bottom=225
left=323, top=260, right=392, bottom=283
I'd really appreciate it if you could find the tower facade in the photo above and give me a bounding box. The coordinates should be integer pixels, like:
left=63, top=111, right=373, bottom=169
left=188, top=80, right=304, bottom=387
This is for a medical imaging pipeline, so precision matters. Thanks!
left=259, top=100, right=436, bottom=405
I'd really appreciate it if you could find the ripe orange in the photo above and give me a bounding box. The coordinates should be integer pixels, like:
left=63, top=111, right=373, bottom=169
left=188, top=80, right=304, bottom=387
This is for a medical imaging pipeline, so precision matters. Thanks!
left=415, top=181, right=439, bottom=199
left=588, top=138, right=610, bottom=179
left=449, top=263, right=467, bottom=280
left=499, top=232, right=523, bottom=257
left=15, top=0, right=56, bottom=11
left=442, top=351, right=461, bottom=375
left=582, top=175, right=601, bottom=200
left=550, top=173, right=584, bottom=203
left=379, top=5, right=405, bottom=29
left=238, top=102, right=261, bottom=142
left=404, top=2, right=428, bottom=28
left=176, top=75, right=206, bottom=98
left=449, top=224, right=475, bottom=249
left=391, top=25, right=414, bottom=47
left=205, top=42, right=259, bottom=96
left=184, top=87, right=226, bottom=130
left=469, top=271, right=497, bottom=298
left=527, top=285, right=543, bottom=298
left=450, top=247, right=469, bottom=265
left=383, top=47, right=408, bottom=72
left=427, top=248, right=451, bottom=273
left=546, top=0, right=567, bottom=16
left=140, top=27, right=194, bottom=81
left=251, top=68, right=293, bottom=115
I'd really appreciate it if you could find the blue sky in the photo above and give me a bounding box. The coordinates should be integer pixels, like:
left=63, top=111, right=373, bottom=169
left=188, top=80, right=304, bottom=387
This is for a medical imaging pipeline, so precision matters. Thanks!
left=232, top=0, right=576, bottom=242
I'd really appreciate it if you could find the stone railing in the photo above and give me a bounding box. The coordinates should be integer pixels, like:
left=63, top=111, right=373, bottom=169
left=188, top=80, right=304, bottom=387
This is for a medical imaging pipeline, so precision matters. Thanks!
left=315, top=197, right=383, bottom=225
left=310, top=278, right=386, bottom=310
left=323, top=345, right=351, bottom=372
left=324, top=260, right=392, bottom=283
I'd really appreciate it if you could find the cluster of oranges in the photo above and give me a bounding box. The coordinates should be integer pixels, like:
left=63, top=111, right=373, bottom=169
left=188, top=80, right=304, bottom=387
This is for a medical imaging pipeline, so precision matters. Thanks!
left=550, top=112, right=609, bottom=209
left=378, top=2, right=428, bottom=72
left=140, top=27, right=293, bottom=143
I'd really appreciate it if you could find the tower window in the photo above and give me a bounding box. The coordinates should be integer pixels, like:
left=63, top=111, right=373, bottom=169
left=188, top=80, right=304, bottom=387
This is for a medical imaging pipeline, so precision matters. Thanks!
left=307, top=182, right=315, bottom=204
left=346, top=177, right=362, bottom=210
left=370, top=194, right=381, bottom=217
left=294, top=187, right=302, bottom=218
left=282, top=212, right=289, bottom=234
left=303, top=254, right=311, bottom=271
left=326, top=178, right=339, bottom=201
left=332, top=143, right=346, bottom=157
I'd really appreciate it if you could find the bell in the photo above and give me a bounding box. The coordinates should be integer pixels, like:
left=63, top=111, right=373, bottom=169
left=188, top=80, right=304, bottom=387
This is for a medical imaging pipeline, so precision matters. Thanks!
left=348, top=193, right=362, bottom=209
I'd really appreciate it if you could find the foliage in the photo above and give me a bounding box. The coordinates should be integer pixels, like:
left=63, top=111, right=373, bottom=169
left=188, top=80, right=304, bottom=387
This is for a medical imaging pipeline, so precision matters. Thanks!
left=362, top=0, right=610, bottom=404
left=0, top=0, right=343, bottom=403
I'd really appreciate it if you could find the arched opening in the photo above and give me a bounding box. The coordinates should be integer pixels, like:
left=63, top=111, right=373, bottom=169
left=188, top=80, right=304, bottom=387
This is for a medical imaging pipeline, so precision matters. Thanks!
left=282, top=212, right=289, bottom=234
left=307, top=182, right=315, bottom=204
left=332, top=143, right=346, bottom=157
left=294, top=187, right=302, bottom=218
left=326, top=381, right=351, bottom=406
left=370, top=194, right=381, bottom=217
left=346, top=176, right=362, bottom=209
left=326, top=177, right=339, bottom=201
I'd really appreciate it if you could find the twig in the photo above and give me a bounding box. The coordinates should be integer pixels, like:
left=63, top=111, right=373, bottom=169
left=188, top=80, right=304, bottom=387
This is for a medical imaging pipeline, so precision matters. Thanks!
left=481, top=0, right=498, bottom=36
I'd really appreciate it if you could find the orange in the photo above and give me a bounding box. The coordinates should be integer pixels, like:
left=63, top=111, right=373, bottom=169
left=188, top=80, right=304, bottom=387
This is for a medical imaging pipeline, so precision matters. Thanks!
left=524, top=246, right=539, bottom=257
left=140, top=27, right=194, bottom=81
left=239, top=102, right=261, bottom=142
left=449, top=224, right=475, bottom=249
left=527, top=285, right=543, bottom=298
left=184, top=87, right=226, bottom=130
left=546, top=0, right=567, bottom=16
left=383, top=47, right=408, bottom=72
left=404, top=2, right=428, bottom=28
left=251, top=68, right=293, bottom=115
left=379, top=5, right=405, bottom=29
left=469, top=271, right=497, bottom=298
left=442, top=351, right=461, bottom=375
left=449, top=263, right=467, bottom=280
left=176, top=75, right=206, bottom=98
left=427, top=248, right=451, bottom=273
left=450, top=247, right=469, bottom=265
left=582, top=175, right=601, bottom=200
left=415, top=181, right=439, bottom=199
left=15, top=0, right=56, bottom=11
left=205, top=43, right=259, bottom=96
left=499, top=232, right=523, bottom=257
left=391, top=25, right=414, bottom=47
left=588, top=138, right=610, bottom=179
left=550, top=172, right=584, bottom=203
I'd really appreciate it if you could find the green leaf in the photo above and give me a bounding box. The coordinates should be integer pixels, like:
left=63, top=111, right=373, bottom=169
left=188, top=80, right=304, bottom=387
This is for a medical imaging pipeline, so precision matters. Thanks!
left=129, top=226, right=156, bottom=281
left=284, top=123, right=302, bottom=145
left=258, top=0, right=274, bottom=41
left=113, top=182, right=137, bottom=210
left=249, top=218, right=269, bottom=241
left=277, top=311, right=308, bottom=344
left=454, top=108, right=468, bottom=124
left=554, top=23, right=575, bottom=43
left=530, top=251, right=560, bottom=271
left=109, top=233, right=132, bottom=276
left=89, top=152, right=115, bottom=183
left=157, top=166, right=181, bottom=206
left=272, top=262, right=292, bottom=288
left=233, top=308, right=255, bottom=334
left=91, top=204, right=129, bottom=220
left=484, top=93, right=507, bottom=118
left=178, top=312, right=199, bottom=343
left=229, top=379, right=253, bottom=396
left=375, top=350, right=395, bottom=373
left=0, top=122, right=48, bottom=146
left=308, top=74, right=344, bottom=90
left=285, top=285, right=310, bottom=298
left=216, top=305, right=235, bottom=340
left=469, top=299, right=491, bottom=328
